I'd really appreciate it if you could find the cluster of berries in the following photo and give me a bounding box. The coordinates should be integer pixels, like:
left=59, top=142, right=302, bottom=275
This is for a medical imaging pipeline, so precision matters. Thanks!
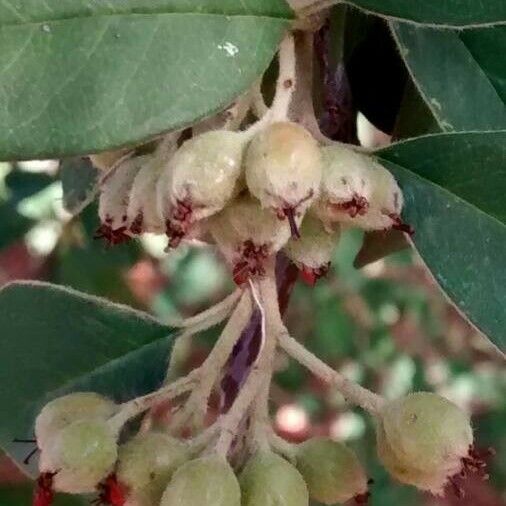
left=32, top=391, right=487, bottom=506
left=93, top=121, right=411, bottom=286
left=33, top=392, right=368, bottom=506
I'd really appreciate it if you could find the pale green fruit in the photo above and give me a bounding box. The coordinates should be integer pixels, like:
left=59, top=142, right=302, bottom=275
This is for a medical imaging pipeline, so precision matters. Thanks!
left=344, top=162, right=404, bottom=231
left=382, top=393, right=472, bottom=474
left=35, top=392, right=117, bottom=450
left=377, top=392, right=474, bottom=495
left=296, top=437, right=368, bottom=504
left=283, top=216, right=338, bottom=283
left=40, top=419, right=118, bottom=494
left=127, top=155, right=165, bottom=234
left=162, top=130, right=245, bottom=226
left=160, top=455, right=240, bottom=506
left=117, top=432, right=189, bottom=502
left=240, top=451, right=309, bottom=506
left=245, top=122, right=321, bottom=225
left=98, top=156, right=146, bottom=231
left=209, top=195, right=291, bottom=283
left=314, top=145, right=373, bottom=225
left=376, top=422, right=445, bottom=495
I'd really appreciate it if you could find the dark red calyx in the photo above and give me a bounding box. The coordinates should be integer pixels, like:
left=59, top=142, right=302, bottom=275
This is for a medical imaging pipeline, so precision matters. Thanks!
left=129, top=213, right=144, bottom=235
left=331, top=194, right=369, bottom=218
left=33, top=472, right=56, bottom=506
left=445, top=444, right=494, bottom=499
left=388, top=213, right=414, bottom=236
left=300, top=263, right=330, bottom=286
left=282, top=207, right=301, bottom=239
left=354, top=491, right=370, bottom=504
left=232, top=240, right=269, bottom=285
left=94, top=224, right=131, bottom=245
left=95, top=473, right=128, bottom=506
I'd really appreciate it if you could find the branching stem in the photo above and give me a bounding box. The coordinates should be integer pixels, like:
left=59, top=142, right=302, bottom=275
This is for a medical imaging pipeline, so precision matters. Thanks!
left=278, top=332, right=385, bottom=415
left=241, top=32, right=297, bottom=141
left=170, top=290, right=253, bottom=431
left=214, top=267, right=279, bottom=457
left=108, top=371, right=198, bottom=434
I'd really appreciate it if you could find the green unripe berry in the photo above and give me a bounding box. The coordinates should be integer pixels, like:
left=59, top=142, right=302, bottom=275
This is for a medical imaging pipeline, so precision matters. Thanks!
left=159, top=130, right=245, bottom=245
left=377, top=392, right=474, bottom=495
left=295, top=437, right=368, bottom=505
left=245, top=122, right=321, bottom=230
left=40, top=419, right=118, bottom=494
left=98, top=156, right=145, bottom=232
left=283, top=216, right=338, bottom=284
left=240, top=451, right=309, bottom=506
left=160, top=455, right=240, bottom=506
left=376, top=422, right=439, bottom=493
left=117, top=431, right=189, bottom=502
left=127, top=155, right=165, bottom=234
left=209, top=195, right=291, bottom=284
left=35, top=392, right=117, bottom=450
left=315, top=145, right=372, bottom=225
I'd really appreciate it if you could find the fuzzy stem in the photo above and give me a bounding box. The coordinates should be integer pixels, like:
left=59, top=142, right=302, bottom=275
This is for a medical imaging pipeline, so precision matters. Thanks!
left=214, top=268, right=279, bottom=456
left=240, top=32, right=297, bottom=141
left=250, top=375, right=272, bottom=452
left=278, top=332, right=385, bottom=415
left=170, top=290, right=253, bottom=431
left=251, top=80, right=269, bottom=119
left=165, top=290, right=242, bottom=382
left=108, top=371, right=198, bottom=434
left=269, top=33, right=297, bottom=122
left=248, top=279, right=273, bottom=452
left=168, top=289, right=241, bottom=330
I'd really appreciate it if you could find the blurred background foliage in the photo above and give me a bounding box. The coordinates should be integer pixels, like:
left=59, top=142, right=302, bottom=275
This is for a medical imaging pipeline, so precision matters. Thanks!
left=0, top=159, right=503, bottom=506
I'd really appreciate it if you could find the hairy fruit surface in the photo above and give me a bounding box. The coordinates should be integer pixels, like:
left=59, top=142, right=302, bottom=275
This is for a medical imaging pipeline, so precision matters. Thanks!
left=240, top=451, right=309, bottom=506
left=39, top=419, right=118, bottom=494
left=296, top=437, right=368, bottom=504
left=245, top=122, right=321, bottom=237
left=161, top=130, right=245, bottom=247
left=35, top=392, right=117, bottom=450
left=160, top=455, right=241, bottom=506
left=117, top=431, right=189, bottom=502
left=377, top=392, right=475, bottom=495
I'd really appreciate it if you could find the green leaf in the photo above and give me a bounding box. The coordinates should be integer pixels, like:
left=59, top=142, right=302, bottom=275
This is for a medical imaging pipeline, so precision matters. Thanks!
left=349, top=1, right=506, bottom=27
left=392, top=24, right=506, bottom=131
left=0, top=4, right=290, bottom=161
left=0, top=281, right=174, bottom=474
left=393, top=80, right=440, bottom=140
left=0, top=486, right=86, bottom=506
left=377, top=131, right=506, bottom=350
left=60, top=158, right=99, bottom=215
left=0, top=203, right=33, bottom=251
left=0, top=0, right=292, bottom=25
